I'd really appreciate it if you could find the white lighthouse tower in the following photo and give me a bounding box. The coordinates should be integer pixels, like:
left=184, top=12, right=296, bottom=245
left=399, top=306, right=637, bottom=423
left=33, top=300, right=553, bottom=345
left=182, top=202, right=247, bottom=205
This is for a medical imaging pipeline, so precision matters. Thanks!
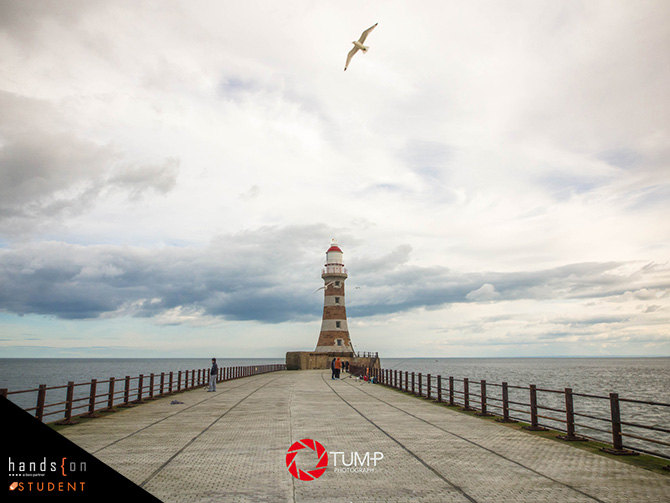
left=315, top=239, right=354, bottom=354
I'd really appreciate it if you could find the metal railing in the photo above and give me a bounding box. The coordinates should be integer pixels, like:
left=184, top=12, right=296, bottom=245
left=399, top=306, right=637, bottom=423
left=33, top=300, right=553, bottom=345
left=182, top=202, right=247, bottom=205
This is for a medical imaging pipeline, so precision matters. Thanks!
left=352, top=351, right=379, bottom=359
left=1, top=364, right=286, bottom=425
left=352, top=367, right=670, bottom=460
left=322, top=266, right=348, bottom=276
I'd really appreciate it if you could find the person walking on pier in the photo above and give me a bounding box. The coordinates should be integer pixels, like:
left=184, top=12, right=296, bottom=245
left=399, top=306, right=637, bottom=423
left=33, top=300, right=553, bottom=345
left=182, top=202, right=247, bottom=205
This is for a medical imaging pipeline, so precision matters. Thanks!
left=208, top=358, right=218, bottom=392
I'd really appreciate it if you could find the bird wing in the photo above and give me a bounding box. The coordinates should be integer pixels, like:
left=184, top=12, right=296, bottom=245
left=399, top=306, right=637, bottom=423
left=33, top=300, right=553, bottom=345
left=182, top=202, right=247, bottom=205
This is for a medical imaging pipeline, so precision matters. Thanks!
left=358, top=23, right=378, bottom=44
left=344, top=46, right=359, bottom=71
left=314, top=281, right=336, bottom=292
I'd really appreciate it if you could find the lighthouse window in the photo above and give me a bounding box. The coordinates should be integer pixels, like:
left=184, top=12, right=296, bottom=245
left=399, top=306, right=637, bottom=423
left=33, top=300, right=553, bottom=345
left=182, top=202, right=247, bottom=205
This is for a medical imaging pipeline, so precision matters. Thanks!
left=336, top=321, right=341, bottom=328
left=335, top=281, right=340, bottom=286
left=336, top=339, right=343, bottom=346
left=335, top=297, right=340, bottom=304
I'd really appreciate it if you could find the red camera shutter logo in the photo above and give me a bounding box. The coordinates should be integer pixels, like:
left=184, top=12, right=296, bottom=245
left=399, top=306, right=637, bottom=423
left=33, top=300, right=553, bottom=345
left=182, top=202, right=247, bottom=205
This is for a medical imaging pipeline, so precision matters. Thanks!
left=286, top=439, right=328, bottom=480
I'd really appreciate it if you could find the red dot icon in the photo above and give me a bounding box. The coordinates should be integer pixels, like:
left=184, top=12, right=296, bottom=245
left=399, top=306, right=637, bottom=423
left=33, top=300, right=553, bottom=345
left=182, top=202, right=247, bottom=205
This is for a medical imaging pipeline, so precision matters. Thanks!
left=286, top=439, right=328, bottom=481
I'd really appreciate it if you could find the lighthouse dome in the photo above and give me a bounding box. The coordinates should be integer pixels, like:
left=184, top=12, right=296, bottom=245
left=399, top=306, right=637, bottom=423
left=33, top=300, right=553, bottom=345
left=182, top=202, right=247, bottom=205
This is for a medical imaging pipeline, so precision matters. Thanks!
left=325, top=240, right=344, bottom=266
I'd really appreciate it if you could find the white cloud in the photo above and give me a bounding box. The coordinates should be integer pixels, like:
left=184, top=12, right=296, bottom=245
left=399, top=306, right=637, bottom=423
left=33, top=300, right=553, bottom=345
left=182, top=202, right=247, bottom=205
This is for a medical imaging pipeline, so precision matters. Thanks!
left=466, top=284, right=500, bottom=302
left=0, top=0, right=668, bottom=356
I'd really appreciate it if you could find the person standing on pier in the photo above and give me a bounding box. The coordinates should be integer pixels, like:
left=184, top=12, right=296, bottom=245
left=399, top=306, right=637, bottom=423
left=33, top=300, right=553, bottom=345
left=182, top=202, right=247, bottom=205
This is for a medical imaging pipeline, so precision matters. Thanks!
left=208, top=358, right=218, bottom=392
left=335, top=357, right=342, bottom=379
left=331, top=358, right=336, bottom=380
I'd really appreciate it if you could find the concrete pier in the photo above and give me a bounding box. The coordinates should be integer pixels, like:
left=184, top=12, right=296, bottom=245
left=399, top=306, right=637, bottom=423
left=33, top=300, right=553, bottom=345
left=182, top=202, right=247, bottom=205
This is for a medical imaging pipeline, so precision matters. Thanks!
left=60, top=370, right=670, bottom=503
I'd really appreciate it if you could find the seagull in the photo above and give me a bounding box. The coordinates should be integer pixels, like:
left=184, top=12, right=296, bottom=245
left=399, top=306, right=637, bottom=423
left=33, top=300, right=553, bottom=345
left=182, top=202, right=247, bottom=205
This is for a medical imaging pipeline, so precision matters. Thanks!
left=344, top=23, right=378, bottom=71
left=314, top=281, right=336, bottom=293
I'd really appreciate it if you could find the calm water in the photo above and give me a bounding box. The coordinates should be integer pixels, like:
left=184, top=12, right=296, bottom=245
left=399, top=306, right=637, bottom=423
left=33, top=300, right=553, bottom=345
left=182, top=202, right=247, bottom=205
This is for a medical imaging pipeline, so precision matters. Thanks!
left=0, top=358, right=283, bottom=413
left=1, top=357, right=668, bottom=457
left=382, top=357, right=670, bottom=457
left=0, top=358, right=284, bottom=393
left=382, top=357, right=670, bottom=403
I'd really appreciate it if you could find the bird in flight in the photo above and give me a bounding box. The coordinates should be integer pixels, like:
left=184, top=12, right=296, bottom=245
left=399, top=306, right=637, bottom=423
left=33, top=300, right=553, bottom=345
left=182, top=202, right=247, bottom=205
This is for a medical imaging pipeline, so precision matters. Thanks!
left=314, top=281, right=336, bottom=293
left=344, top=23, right=378, bottom=71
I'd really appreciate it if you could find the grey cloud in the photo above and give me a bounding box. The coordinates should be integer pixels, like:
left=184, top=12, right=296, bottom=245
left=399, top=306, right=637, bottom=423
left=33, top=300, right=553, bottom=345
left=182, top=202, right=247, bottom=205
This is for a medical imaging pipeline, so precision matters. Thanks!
left=350, top=260, right=670, bottom=318
left=0, top=225, right=332, bottom=323
left=0, top=0, right=91, bottom=46
left=548, top=315, right=631, bottom=329
left=0, top=91, right=179, bottom=234
left=107, top=158, right=179, bottom=199
left=0, top=228, right=668, bottom=324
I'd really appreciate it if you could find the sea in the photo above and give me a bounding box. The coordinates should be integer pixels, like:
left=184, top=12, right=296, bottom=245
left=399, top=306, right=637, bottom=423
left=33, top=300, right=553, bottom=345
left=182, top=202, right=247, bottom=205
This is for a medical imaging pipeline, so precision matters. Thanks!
left=1, top=357, right=669, bottom=457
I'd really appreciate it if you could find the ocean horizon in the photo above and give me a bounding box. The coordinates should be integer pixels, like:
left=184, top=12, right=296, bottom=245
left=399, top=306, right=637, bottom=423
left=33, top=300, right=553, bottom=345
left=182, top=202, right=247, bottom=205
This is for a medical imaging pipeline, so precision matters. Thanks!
left=2, top=356, right=668, bottom=397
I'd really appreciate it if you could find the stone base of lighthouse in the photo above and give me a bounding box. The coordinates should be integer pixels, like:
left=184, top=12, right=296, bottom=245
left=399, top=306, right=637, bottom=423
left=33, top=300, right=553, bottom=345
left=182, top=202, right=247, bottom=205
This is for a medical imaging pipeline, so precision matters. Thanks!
left=285, top=351, right=380, bottom=371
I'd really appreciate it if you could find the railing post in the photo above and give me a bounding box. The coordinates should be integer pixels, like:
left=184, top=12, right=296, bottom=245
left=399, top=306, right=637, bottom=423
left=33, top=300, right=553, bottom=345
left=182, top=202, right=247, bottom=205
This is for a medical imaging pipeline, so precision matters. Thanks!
left=149, top=374, right=155, bottom=399
left=496, top=382, right=516, bottom=423
left=119, top=376, right=133, bottom=408
left=125, top=376, right=131, bottom=404
left=177, top=371, right=182, bottom=392
left=418, top=373, right=423, bottom=397
left=611, top=392, right=623, bottom=450
left=462, top=378, right=474, bottom=411
left=476, top=380, right=493, bottom=416
left=404, top=371, right=408, bottom=392
left=36, top=384, right=47, bottom=421
left=437, top=375, right=442, bottom=403
left=83, top=379, right=100, bottom=418
left=449, top=376, right=455, bottom=406
left=137, top=374, right=145, bottom=402
left=557, top=387, right=585, bottom=441
left=426, top=374, right=432, bottom=400
left=601, top=393, right=637, bottom=455
left=523, top=384, right=547, bottom=431
left=160, top=373, right=165, bottom=396
left=106, top=377, right=116, bottom=411
left=411, top=372, right=415, bottom=395
left=399, top=370, right=403, bottom=391
left=56, top=381, right=78, bottom=424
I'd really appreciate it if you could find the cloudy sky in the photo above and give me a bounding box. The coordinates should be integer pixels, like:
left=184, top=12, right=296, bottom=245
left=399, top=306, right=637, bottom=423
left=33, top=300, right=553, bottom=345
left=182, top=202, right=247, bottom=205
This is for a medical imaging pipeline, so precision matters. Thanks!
left=0, top=0, right=669, bottom=358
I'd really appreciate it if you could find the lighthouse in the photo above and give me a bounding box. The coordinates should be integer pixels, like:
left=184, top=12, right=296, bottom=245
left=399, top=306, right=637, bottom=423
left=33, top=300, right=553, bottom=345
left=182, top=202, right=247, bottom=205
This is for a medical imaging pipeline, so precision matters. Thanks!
left=315, top=239, right=354, bottom=354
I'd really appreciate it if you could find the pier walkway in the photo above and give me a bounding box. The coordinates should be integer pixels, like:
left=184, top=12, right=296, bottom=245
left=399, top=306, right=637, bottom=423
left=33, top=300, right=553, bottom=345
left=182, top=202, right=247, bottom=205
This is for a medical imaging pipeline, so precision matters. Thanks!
left=60, top=370, right=670, bottom=503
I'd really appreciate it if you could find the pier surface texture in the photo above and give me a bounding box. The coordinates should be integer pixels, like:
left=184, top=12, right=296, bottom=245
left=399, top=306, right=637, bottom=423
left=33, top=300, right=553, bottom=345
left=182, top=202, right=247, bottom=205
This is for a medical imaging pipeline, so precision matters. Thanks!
left=60, top=370, right=670, bottom=503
